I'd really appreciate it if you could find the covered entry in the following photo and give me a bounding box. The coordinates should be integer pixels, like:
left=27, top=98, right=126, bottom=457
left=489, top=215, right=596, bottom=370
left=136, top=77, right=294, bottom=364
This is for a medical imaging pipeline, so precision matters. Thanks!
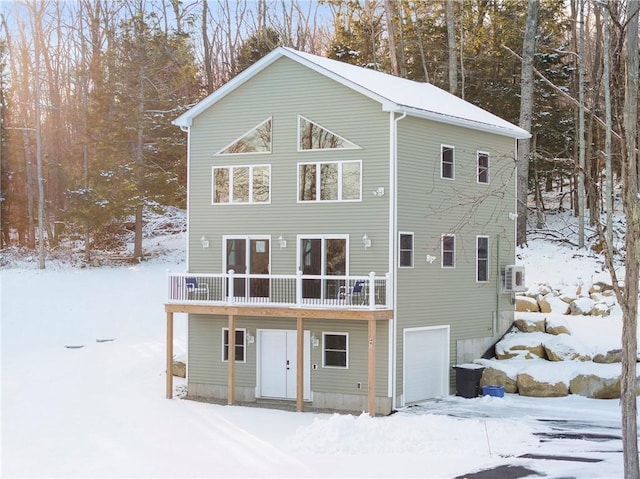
left=258, top=329, right=311, bottom=400
left=403, top=326, right=450, bottom=404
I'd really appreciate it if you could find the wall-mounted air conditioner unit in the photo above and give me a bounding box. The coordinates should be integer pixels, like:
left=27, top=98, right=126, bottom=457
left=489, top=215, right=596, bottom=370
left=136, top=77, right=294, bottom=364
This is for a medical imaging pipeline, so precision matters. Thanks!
left=503, top=265, right=526, bottom=293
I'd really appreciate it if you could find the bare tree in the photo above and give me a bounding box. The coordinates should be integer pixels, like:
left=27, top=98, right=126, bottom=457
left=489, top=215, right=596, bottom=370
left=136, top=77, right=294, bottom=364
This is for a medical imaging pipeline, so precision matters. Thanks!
left=516, top=0, right=538, bottom=246
left=446, top=0, right=457, bottom=94
left=577, top=0, right=586, bottom=248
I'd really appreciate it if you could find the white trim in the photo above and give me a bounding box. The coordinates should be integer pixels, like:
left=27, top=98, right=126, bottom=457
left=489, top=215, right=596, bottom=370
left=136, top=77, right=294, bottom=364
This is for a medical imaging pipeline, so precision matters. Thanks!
left=476, top=235, right=490, bottom=283
left=477, top=150, right=490, bottom=185
left=321, top=331, right=349, bottom=369
left=440, top=144, right=455, bottom=180
left=185, top=127, right=192, bottom=270
left=214, top=117, right=272, bottom=156
left=296, top=160, right=362, bottom=203
left=402, top=325, right=450, bottom=406
left=212, top=164, right=271, bottom=205
left=222, top=235, right=272, bottom=275
left=222, top=327, right=247, bottom=363
left=297, top=115, right=361, bottom=151
left=441, top=234, right=456, bottom=268
left=398, top=232, right=414, bottom=269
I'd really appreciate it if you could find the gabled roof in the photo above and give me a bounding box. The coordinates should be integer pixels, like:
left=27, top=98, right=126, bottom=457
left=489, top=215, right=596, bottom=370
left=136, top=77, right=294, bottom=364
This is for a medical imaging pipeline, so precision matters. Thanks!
left=173, top=47, right=530, bottom=140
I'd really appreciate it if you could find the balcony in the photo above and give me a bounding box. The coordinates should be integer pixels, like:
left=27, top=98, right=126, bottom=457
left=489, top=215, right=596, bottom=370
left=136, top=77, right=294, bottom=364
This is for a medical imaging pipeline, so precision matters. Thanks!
left=167, top=270, right=390, bottom=310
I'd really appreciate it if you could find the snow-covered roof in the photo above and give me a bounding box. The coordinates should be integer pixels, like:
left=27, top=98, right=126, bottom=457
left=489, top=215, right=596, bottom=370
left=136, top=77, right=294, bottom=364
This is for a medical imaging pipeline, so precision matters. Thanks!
left=173, top=47, right=530, bottom=140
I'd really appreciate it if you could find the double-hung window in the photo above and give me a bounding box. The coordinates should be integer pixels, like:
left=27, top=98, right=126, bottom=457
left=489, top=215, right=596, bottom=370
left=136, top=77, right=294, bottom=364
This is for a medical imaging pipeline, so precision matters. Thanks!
left=441, top=235, right=455, bottom=268
left=212, top=165, right=270, bottom=204
left=323, top=332, right=348, bottom=368
left=477, top=152, right=490, bottom=184
left=399, top=233, right=414, bottom=268
left=441, top=145, right=455, bottom=179
left=222, top=328, right=246, bottom=362
left=298, top=161, right=361, bottom=202
left=476, top=236, right=489, bottom=282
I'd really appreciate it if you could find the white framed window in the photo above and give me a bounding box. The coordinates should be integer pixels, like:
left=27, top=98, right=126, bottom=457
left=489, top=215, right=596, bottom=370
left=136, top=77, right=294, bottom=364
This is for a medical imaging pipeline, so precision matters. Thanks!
left=477, top=151, right=490, bottom=184
left=399, top=232, right=414, bottom=268
left=212, top=165, right=270, bottom=204
left=441, top=145, right=455, bottom=179
left=298, top=161, right=361, bottom=202
left=222, top=328, right=246, bottom=362
left=215, top=117, right=272, bottom=155
left=298, top=115, right=360, bottom=151
left=322, top=332, right=348, bottom=368
left=441, top=234, right=455, bottom=268
left=476, top=236, right=489, bottom=282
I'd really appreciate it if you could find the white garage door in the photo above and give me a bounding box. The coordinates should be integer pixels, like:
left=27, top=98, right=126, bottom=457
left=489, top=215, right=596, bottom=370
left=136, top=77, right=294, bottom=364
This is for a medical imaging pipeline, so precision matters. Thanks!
left=404, top=326, right=449, bottom=404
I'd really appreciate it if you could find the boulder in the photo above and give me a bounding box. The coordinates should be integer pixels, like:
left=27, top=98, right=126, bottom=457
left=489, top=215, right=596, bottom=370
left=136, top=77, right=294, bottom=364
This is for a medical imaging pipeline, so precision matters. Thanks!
left=545, top=315, right=571, bottom=335
left=592, top=280, right=614, bottom=293
left=480, top=367, right=518, bottom=393
left=543, top=336, right=591, bottom=362
left=559, top=293, right=577, bottom=304
left=593, top=349, right=623, bottom=364
left=569, top=297, right=596, bottom=315
left=514, top=315, right=546, bottom=333
left=570, top=374, right=622, bottom=399
left=537, top=295, right=552, bottom=313
left=591, top=302, right=611, bottom=317
left=172, top=360, right=186, bottom=378
left=495, top=332, right=548, bottom=360
left=515, top=295, right=540, bottom=312
left=517, top=373, right=569, bottom=397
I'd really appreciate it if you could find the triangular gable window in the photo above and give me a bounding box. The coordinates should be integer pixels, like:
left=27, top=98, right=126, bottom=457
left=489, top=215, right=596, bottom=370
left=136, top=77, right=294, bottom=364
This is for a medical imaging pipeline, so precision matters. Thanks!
left=298, top=116, right=359, bottom=151
left=216, top=117, right=272, bottom=155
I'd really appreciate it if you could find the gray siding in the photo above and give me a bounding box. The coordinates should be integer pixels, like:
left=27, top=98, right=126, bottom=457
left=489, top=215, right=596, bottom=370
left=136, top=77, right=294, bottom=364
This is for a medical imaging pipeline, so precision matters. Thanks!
left=188, top=316, right=389, bottom=398
left=395, top=115, right=517, bottom=397
left=187, top=57, right=391, bottom=277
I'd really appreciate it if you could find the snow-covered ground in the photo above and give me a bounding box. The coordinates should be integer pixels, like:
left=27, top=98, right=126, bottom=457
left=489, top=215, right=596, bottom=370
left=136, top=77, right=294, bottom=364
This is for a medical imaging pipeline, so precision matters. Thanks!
left=1, top=230, right=636, bottom=478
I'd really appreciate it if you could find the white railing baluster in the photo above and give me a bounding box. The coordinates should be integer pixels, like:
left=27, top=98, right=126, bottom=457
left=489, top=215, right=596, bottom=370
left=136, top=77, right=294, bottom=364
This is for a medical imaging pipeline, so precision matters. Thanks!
left=228, top=269, right=235, bottom=303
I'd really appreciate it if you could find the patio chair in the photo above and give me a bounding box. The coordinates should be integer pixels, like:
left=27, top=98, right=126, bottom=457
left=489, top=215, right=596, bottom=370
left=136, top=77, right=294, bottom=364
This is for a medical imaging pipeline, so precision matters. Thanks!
left=338, top=280, right=366, bottom=305
left=185, top=277, right=209, bottom=300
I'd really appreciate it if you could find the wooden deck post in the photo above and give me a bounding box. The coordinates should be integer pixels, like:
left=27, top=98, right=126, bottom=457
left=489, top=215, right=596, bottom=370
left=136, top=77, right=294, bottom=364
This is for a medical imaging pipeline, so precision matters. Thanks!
left=368, top=318, right=376, bottom=417
left=296, top=316, right=304, bottom=412
left=166, top=311, right=174, bottom=399
left=228, top=314, right=235, bottom=405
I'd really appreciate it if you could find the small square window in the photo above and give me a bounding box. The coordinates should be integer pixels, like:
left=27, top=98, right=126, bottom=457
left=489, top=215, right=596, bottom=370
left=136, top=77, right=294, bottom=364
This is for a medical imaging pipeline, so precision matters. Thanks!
left=441, top=146, right=454, bottom=179
left=442, top=235, right=455, bottom=268
left=223, top=328, right=246, bottom=362
left=478, top=152, right=490, bottom=184
left=323, top=333, right=348, bottom=368
left=399, top=233, right=414, bottom=268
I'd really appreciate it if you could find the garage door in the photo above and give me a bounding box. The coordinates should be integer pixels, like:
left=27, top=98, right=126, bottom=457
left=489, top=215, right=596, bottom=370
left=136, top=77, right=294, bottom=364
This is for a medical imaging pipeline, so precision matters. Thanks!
left=404, top=326, right=449, bottom=404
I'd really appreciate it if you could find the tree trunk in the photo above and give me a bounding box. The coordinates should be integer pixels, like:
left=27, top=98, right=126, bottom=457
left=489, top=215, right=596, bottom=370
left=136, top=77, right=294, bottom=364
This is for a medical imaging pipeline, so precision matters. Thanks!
left=621, top=2, right=639, bottom=477
left=383, top=0, right=399, bottom=76
left=577, top=0, right=586, bottom=248
left=446, top=0, right=457, bottom=94
left=603, top=3, right=613, bottom=254
left=516, top=0, right=538, bottom=246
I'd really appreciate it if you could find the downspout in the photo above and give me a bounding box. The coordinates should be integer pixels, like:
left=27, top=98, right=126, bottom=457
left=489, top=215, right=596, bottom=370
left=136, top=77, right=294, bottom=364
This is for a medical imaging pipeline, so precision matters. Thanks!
left=184, top=125, right=191, bottom=271
left=389, top=110, right=407, bottom=410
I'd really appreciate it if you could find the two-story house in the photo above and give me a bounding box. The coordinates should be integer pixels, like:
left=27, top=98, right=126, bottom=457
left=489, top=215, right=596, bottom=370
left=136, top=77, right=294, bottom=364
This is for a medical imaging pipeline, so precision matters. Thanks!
left=165, top=47, right=529, bottom=416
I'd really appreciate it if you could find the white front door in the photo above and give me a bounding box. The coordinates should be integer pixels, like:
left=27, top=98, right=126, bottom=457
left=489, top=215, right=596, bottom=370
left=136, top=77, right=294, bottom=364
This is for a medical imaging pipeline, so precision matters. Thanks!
left=404, top=326, right=450, bottom=404
left=258, top=330, right=311, bottom=400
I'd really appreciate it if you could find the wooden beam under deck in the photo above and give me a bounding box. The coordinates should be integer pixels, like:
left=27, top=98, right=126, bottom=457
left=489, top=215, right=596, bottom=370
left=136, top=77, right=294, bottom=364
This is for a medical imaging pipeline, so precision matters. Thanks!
left=228, top=314, right=235, bottom=405
left=296, top=316, right=304, bottom=412
left=166, top=311, right=174, bottom=399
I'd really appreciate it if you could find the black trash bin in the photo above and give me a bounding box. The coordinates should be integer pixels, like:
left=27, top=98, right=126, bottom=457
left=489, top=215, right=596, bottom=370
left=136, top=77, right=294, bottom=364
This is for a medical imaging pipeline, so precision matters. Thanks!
left=453, top=365, right=485, bottom=398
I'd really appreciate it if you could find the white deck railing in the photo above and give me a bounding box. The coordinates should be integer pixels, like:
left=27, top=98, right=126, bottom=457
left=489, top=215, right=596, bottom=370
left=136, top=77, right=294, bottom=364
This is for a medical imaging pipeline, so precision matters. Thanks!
left=167, top=270, right=390, bottom=309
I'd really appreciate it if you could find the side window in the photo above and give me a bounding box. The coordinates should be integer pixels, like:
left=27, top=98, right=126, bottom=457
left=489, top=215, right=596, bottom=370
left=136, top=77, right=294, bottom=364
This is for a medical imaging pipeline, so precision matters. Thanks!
left=298, top=116, right=360, bottom=150
left=477, top=152, right=490, bottom=184
left=399, top=233, right=414, bottom=268
left=222, top=328, right=246, bottom=362
left=476, top=236, right=489, bottom=282
left=212, top=165, right=270, bottom=204
left=322, top=332, right=348, bottom=368
left=441, top=145, right=454, bottom=179
left=441, top=235, right=455, bottom=268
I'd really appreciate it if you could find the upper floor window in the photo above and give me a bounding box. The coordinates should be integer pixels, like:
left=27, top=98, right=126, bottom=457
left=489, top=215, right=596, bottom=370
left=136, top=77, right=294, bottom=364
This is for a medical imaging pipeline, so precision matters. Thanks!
left=476, top=236, right=489, bottom=282
left=212, top=165, right=270, bottom=204
left=441, top=145, right=455, bottom=179
left=216, top=118, right=272, bottom=155
left=298, top=115, right=359, bottom=151
left=399, top=232, right=414, bottom=268
left=298, top=161, right=361, bottom=202
left=441, top=234, right=455, bottom=268
left=222, top=328, right=246, bottom=362
left=477, top=152, right=490, bottom=184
